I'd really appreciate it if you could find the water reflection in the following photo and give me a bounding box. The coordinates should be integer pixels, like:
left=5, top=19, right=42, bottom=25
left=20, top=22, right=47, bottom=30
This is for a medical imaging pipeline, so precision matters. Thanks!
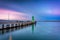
left=32, top=24, right=34, bottom=33
left=0, top=27, right=23, bottom=35
left=1, top=22, right=60, bottom=40
left=32, top=22, right=36, bottom=33
left=0, top=27, right=22, bottom=34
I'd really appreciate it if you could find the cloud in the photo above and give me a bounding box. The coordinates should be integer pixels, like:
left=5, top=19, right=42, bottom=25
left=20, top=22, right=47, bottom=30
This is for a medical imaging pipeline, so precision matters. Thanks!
left=0, top=9, right=31, bottom=20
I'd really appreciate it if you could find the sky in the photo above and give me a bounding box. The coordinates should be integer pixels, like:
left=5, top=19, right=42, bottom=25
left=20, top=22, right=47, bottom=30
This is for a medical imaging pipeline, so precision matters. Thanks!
left=0, top=0, right=60, bottom=21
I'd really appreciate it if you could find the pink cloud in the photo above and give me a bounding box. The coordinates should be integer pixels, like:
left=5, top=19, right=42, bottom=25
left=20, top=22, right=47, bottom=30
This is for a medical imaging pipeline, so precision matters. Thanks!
left=0, top=9, right=31, bottom=20
left=43, top=9, right=60, bottom=16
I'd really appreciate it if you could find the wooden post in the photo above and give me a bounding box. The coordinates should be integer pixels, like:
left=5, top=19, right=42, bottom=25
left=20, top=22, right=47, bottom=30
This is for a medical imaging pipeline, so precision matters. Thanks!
left=10, top=24, right=11, bottom=27
left=2, top=24, right=4, bottom=29
left=0, top=24, right=2, bottom=29
left=14, top=24, right=16, bottom=27
left=4, top=24, right=6, bottom=28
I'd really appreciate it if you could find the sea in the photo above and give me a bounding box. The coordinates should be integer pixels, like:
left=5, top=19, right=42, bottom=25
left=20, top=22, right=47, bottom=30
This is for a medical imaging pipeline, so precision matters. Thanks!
left=0, top=22, right=60, bottom=40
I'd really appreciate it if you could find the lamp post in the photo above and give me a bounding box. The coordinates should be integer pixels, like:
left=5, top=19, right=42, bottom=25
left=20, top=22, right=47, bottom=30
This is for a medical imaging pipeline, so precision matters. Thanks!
left=8, top=13, right=9, bottom=20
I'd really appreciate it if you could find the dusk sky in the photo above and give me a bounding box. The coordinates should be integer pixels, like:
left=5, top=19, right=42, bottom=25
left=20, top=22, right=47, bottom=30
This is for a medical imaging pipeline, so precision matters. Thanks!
left=0, top=0, right=60, bottom=21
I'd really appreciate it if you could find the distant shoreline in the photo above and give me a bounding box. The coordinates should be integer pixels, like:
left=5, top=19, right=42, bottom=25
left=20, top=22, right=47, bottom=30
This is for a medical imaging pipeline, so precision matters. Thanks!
left=37, top=21, right=60, bottom=22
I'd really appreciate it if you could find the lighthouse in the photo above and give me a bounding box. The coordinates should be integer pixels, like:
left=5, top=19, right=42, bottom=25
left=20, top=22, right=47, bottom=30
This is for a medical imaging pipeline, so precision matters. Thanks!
left=32, top=16, right=35, bottom=22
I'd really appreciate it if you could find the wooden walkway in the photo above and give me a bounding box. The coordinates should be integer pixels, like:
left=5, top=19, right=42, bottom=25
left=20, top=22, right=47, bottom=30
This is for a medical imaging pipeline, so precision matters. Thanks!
left=0, top=21, right=36, bottom=30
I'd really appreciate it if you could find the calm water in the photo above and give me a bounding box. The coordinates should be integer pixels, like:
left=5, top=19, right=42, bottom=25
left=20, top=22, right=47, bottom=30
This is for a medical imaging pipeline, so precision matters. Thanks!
left=0, top=22, right=60, bottom=40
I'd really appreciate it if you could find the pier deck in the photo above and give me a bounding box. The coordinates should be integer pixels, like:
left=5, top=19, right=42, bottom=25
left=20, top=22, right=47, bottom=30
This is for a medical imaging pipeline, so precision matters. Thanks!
left=0, top=21, right=36, bottom=30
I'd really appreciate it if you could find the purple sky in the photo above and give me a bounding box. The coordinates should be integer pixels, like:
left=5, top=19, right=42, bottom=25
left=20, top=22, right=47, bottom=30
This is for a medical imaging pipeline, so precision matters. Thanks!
left=0, top=0, right=60, bottom=21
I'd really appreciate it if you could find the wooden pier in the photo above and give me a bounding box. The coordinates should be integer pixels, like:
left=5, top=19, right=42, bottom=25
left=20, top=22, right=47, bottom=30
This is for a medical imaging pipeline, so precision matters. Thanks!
left=0, top=21, right=36, bottom=30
